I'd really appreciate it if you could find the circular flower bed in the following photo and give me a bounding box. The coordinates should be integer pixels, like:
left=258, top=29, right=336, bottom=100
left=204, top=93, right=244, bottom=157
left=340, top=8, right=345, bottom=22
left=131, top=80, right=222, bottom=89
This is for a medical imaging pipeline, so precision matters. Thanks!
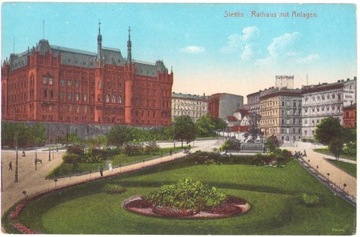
left=123, top=195, right=250, bottom=219
left=123, top=177, right=250, bottom=219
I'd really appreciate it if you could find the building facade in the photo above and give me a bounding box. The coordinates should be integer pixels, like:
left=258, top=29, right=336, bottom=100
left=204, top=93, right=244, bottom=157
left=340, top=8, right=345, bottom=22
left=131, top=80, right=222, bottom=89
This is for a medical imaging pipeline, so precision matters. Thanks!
left=246, top=91, right=260, bottom=115
left=171, top=92, right=208, bottom=122
left=259, top=88, right=302, bottom=143
left=301, top=77, right=356, bottom=140
left=1, top=25, right=173, bottom=127
left=343, top=103, right=356, bottom=128
left=208, top=93, right=243, bottom=120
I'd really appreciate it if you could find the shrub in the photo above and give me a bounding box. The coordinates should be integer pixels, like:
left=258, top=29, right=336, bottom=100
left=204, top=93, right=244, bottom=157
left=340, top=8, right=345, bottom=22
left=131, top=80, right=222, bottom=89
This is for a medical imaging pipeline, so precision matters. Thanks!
left=67, top=145, right=84, bottom=156
left=146, top=177, right=227, bottom=212
left=103, top=184, right=126, bottom=193
left=220, top=138, right=241, bottom=151
left=299, top=193, right=320, bottom=207
left=124, top=142, right=144, bottom=156
left=62, top=153, right=82, bottom=164
left=144, top=141, right=160, bottom=154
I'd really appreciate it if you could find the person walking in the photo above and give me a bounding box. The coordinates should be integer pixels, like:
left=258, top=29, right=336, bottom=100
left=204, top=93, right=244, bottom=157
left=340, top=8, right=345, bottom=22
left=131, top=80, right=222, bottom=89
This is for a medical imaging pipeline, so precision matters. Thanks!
left=9, top=161, right=13, bottom=171
left=99, top=166, right=104, bottom=177
left=108, top=162, right=113, bottom=173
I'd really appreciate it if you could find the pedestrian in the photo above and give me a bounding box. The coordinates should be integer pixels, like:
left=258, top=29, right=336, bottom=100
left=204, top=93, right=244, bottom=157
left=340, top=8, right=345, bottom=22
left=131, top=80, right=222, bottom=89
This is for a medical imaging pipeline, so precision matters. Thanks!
left=22, top=151, right=26, bottom=157
left=303, top=149, right=307, bottom=157
left=108, top=162, right=113, bottom=173
left=9, top=161, right=13, bottom=171
left=99, top=166, right=103, bottom=177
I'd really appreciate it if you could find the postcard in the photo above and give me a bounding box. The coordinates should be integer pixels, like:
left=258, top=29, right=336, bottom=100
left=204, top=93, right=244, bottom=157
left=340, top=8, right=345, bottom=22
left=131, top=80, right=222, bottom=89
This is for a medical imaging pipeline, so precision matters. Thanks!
left=1, top=1, right=357, bottom=235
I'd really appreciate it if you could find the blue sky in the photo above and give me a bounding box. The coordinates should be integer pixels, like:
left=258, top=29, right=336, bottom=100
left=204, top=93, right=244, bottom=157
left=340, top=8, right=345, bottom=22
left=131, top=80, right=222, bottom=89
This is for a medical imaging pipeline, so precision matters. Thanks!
left=1, top=2, right=357, bottom=99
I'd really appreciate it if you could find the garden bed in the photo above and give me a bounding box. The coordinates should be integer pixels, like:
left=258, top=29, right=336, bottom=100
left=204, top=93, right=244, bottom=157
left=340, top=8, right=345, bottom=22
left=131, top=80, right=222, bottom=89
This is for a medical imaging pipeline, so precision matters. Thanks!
left=123, top=195, right=250, bottom=219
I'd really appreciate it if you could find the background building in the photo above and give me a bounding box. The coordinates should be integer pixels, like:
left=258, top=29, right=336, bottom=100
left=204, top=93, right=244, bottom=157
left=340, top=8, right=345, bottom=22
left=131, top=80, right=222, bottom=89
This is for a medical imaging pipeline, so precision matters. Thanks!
left=301, top=77, right=356, bottom=140
left=260, top=88, right=302, bottom=143
left=208, top=93, right=243, bottom=120
left=343, top=103, right=356, bottom=128
left=171, top=92, right=208, bottom=122
left=1, top=25, right=173, bottom=127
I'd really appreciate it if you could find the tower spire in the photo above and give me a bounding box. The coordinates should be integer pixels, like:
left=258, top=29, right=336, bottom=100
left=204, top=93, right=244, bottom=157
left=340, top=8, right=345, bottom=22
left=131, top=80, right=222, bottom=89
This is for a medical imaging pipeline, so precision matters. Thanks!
left=127, top=26, right=132, bottom=63
left=97, top=20, right=102, bottom=61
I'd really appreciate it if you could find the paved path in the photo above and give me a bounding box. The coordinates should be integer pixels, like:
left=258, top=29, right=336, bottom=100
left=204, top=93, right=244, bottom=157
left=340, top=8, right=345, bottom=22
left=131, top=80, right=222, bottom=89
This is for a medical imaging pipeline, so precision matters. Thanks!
left=282, top=142, right=356, bottom=199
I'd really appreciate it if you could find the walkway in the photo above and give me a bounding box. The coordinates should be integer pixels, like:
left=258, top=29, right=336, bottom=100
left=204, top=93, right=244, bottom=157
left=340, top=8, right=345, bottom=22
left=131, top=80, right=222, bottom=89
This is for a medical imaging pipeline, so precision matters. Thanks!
left=282, top=142, right=356, bottom=202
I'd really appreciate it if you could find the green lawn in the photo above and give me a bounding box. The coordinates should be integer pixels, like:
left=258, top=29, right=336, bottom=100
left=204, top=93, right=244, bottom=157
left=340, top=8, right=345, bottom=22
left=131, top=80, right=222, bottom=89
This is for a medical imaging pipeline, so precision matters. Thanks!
left=314, top=148, right=356, bottom=161
left=11, top=158, right=355, bottom=235
left=327, top=159, right=357, bottom=178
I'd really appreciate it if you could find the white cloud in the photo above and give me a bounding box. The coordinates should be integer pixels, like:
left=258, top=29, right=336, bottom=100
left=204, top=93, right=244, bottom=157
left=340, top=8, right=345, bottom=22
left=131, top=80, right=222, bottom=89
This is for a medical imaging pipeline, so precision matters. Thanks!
left=268, top=32, right=302, bottom=57
left=221, top=26, right=260, bottom=55
left=256, top=31, right=319, bottom=67
left=181, top=46, right=205, bottom=54
left=296, top=53, right=320, bottom=64
left=240, top=44, right=254, bottom=61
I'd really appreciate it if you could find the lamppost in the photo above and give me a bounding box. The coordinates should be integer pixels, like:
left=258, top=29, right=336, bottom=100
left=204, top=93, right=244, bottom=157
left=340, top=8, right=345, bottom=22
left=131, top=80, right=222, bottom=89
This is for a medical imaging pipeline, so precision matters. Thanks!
left=48, top=123, right=51, bottom=161
left=35, top=150, right=38, bottom=170
left=1, top=161, right=3, bottom=192
left=15, top=131, right=19, bottom=182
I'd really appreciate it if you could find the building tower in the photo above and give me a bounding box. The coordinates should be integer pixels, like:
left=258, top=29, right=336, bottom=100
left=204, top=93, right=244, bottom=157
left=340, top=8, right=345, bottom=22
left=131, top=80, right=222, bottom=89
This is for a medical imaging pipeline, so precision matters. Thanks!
left=275, top=75, right=294, bottom=89
left=97, top=20, right=102, bottom=61
left=127, top=26, right=132, bottom=63
left=95, top=21, right=104, bottom=123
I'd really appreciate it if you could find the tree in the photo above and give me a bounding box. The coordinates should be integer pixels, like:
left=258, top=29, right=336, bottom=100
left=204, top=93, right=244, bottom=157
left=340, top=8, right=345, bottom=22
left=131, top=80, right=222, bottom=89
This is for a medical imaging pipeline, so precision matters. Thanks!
left=106, top=126, right=139, bottom=148
left=195, top=115, right=216, bottom=137
left=314, top=117, right=344, bottom=145
left=173, top=115, right=196, bottom=147
left=328, top=138, right=345, bottom=160
left=265, top=135, right=280, bottom=152
left=1, top=122, right=46, bottom=148
left=315, top=117, right=349, bottom=159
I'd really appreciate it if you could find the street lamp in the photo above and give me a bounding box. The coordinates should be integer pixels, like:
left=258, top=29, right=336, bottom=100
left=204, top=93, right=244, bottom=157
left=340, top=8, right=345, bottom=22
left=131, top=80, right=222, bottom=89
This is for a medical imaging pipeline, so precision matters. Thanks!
left=48, top=123, right=51, bottom=161
left=15, top=131, right=19, bottom=182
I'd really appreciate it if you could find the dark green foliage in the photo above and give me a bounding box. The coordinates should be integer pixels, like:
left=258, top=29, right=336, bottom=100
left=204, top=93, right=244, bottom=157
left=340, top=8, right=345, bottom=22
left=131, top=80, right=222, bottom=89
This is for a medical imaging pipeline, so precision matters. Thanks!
left=298, top=193, right=320, bottom=207
left=343, top=142, right=356, bottom=157
left=103, top=184, right=126, bottom=193
left=188, top=150, right=292, bottom=166
left=67, top=145, right=84, bottom=156
left=144, top=141, right=160, bottom=154
left=314, top=117, right=343, bottom=145
left=328, top=138, right=345, bottom=160
left=173, top=115, right=196, bottom=146
left=220, top=137, right=241, bottom=151
left=195, top=115, right=225, bottom=137
left=62, top=153, right=82, bottom=164
left=146, top=177, right=227, bottom=212
left=124, top=143, right=144, bottom=156
left=1, top=122, right=46, bottom=148
left=265, top=135, right=280, bottom=152
left=106, top=126, right=141, bottom=148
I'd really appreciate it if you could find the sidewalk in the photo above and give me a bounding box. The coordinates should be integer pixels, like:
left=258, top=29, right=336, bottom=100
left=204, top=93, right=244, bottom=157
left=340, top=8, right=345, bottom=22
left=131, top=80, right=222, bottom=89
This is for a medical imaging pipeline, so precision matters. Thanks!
left=283, top=142, right=356, bottom=199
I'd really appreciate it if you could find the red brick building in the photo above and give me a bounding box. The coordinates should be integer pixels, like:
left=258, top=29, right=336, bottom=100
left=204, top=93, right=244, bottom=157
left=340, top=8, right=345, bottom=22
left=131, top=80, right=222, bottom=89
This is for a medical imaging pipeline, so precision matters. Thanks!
left=1, top=25, right=173, bottom=126
left=343, top=103, right=356, bottom=128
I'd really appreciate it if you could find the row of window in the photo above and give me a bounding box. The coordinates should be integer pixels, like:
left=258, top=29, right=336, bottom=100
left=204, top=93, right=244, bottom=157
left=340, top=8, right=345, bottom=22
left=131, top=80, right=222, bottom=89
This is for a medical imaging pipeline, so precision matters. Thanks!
left=303, top=93, right=341, bottom=103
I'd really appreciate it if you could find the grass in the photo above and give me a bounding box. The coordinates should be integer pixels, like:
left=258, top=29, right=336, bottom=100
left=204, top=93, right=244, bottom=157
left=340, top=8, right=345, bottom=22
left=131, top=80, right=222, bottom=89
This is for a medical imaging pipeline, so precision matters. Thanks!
left=327, top=159, right=357, bottom=178
left=313, top=148, right=356, bottom=161
left=11, top=158, right=356, bottom=235
left=46, top=147, right=183, bottom=179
